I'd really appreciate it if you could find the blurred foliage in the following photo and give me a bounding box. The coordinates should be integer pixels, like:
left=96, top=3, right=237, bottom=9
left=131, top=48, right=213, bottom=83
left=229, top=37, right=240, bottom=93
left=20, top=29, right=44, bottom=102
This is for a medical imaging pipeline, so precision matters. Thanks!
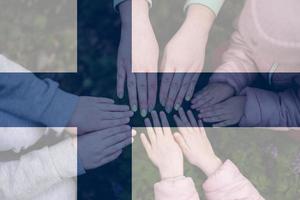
left=0, top=0, right=76, bottom=71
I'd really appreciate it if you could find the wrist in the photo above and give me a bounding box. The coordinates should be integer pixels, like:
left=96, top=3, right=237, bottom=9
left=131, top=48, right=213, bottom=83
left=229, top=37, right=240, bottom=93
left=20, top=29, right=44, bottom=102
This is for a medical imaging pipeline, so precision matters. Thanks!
left=159, top=167, right=184, bottom=180
left=201, top=157, right=222, bottom=177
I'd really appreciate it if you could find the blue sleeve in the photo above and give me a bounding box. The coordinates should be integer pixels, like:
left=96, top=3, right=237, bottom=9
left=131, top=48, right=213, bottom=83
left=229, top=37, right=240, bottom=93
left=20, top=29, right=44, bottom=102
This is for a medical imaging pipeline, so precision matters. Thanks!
left=0, top=73, right=79, bottom=127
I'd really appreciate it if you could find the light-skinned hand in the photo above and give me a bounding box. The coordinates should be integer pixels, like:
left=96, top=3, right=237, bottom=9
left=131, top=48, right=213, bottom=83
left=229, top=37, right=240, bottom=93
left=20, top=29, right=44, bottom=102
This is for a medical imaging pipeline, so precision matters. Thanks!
left=198, top=96, right=246, bottom=127
left=67, top=96, right=133, bottom=135
left=159, top=5, right=215, bottom=113
left=117, top=0, right=158, bottom=116
left=191, top=83, right=235, bottom=110
left=173, top=108, right=222, bottom=176
left=140, top=111, right=184, bottom=180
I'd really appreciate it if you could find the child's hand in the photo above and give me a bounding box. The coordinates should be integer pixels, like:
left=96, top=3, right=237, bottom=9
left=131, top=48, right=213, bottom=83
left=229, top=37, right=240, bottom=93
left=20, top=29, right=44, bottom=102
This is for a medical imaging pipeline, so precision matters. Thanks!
left=117, top=0, right=159, bottom=116
left=198, top=96, right=246, bottom=127
left=174, top=108, right=222, bottom=176
left=191, top=83, right=235, bottom=110
left=68, top=96, right=133, bottom=135
left=78, top=125, right=133, bottom=170
left=140, top=111, right=184, bottom=180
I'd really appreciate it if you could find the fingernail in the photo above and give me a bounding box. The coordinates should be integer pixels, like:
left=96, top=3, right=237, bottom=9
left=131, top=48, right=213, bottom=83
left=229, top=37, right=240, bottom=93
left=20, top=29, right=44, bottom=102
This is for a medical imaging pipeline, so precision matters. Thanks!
left=117, top=92, right=124, bottom=99
left=141, top=109, right=147, bottom=117
left=166, top=106, right=172, bottom=114
left=185, top=96, right=191, bottom=101
left=174, top=104, right=180, bottom=111
left=131, top=105, right=137, bottom=112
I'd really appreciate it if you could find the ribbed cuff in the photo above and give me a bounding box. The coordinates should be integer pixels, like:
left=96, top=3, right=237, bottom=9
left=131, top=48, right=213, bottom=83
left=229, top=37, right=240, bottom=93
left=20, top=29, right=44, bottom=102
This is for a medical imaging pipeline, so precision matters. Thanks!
left=184, top=0, right=224, bottom=15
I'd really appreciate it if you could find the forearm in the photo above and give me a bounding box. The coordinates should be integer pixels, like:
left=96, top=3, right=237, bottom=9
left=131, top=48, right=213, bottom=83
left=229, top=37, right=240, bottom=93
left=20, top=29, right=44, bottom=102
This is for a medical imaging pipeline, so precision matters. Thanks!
left=185, top=4, right=216, bottom=35
left=119, top=0, right=150, bottom=28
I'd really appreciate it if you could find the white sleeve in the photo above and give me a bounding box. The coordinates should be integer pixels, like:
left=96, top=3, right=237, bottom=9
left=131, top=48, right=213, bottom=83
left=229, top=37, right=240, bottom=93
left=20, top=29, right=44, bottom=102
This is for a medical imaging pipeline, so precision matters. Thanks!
left=0, top=138, right=77, bottom=200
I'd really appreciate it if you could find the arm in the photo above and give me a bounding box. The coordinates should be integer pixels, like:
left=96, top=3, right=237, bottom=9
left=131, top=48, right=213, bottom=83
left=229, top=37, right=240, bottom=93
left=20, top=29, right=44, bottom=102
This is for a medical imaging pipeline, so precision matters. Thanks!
left=0, top=139, right=77, bottom=200
left=140, top=111, right=200, bottom=200
left=173, top=110, right=264, bottom=200
left=203, top=160, right=265, bottom=200
left=209, top=31, right=258, bottom=94
left=0, top=55, right=78, bottom=127
left=239, top=86, right=300, bottom=127
left=159, top=4, right=217, bottom=113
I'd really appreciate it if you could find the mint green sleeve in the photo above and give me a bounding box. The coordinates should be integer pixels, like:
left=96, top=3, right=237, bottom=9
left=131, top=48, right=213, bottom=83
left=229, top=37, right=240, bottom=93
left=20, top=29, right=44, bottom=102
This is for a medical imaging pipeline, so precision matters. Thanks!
left=184, top=0, right=225, bottom=16
left=114, top=0, right=152, bottom=11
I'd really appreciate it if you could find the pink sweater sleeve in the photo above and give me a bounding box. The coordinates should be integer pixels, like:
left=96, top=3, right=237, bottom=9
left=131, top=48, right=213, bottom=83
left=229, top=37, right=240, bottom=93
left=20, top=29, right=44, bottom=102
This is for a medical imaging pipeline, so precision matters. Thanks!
left=210, top=31, right=258, bottom=94
left=154, top=177, right=200, bottom=200
left=203, top=160, right=265, bottom=200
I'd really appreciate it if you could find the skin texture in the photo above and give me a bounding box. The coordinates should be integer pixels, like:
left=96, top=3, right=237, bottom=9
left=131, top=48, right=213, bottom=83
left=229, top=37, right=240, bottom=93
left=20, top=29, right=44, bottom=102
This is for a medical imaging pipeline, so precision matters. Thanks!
left=198, top=96, right=246, bottom=127
left=140, top=111, right=184, bottom=179
left=191, top=83, right=235, bottom=110
left=118, top=1, right=216, bottom=115
left=159, top=5, right=215, bottom=113
left=77, top=126, right=133, bottom=170
left=67, top=96, right=133, bottom=135
left=118, top=0, right=158, bottom=116
left=173, top=108, right=222, bottom=176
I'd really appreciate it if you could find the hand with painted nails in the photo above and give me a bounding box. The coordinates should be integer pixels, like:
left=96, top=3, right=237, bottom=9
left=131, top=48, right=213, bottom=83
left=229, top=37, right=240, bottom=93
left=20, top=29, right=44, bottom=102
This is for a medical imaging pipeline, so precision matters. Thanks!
left=78, top=126, right=133, bottom=170
left=67, top=96, right=133, bottom=135
left=117, top=0, right=158, bottom=117
left=198, top=96, right=246, bottom=127
left=173, top=108, right=222, bottom=176
left=191, top=83, right=235, bottom=110
left=140, top=111, right=184, bottom=180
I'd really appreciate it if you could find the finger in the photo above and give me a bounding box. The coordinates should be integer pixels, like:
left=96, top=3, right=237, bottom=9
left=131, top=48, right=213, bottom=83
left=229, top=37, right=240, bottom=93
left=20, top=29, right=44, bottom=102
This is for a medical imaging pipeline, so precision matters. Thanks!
left=140, top=133, right=152, bottom=156
left=165, top=73, right=184, bottom=113
left=100, top=118, right=130, bottom=130
left=98, top=104, right=130, bottom=112
left=178, top=108, right=191, bottom=127
left=151, top=111, right=163, bottom=137
left=198, top=109, right=226, bottom=119
left=144, top=118, right=156, bottom=143
left=174, top=74, right=193, bottom=111
left=174, top=132, right=189, bottom=152
left=213, top=120, right=235, bottom=127
left=127, top=72, right=138, bottom=112
left=191, top=88, right=210, bottom=104
left=98, top=150, right=122, bottom=166
left=159, top=111, right=172, bottom=138
left=137, top=73, right=148, bottom=117
left=96, top=97, right=115, bottom=104
left=104, top=137, right=132, bottom=155
left=100, top=111, right=134, bottom=120
left=203, top=116, right=226, bottom=123
left=159, top=73, right=173, bottom=106
left=173, top=114, right=185, bottom=127
left=185, top=74, right=199, bottom=101
left=147, top=73, right=157, bottom=112
left=187, top=110, right=198, bottom=127
left=103, top=131, right=132, bottom=148
left=117, top=63, right=126, bottom=99
left=94, top=125, right=131, bottom=139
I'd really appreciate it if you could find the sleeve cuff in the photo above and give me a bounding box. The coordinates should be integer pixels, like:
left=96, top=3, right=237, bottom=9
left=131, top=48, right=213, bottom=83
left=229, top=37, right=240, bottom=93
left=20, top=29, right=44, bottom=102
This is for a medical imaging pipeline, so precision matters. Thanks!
left=114, top=0, right=152, bottom=11
left=49, top=138, right=78, bottom=178
left=184, top=0, right=224, bottom=15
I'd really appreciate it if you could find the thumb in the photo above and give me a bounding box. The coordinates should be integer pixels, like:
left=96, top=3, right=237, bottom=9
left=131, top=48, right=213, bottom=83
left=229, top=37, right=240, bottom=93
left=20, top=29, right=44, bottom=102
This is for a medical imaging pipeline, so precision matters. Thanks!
left=174, top=132, right=189, bottom=153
